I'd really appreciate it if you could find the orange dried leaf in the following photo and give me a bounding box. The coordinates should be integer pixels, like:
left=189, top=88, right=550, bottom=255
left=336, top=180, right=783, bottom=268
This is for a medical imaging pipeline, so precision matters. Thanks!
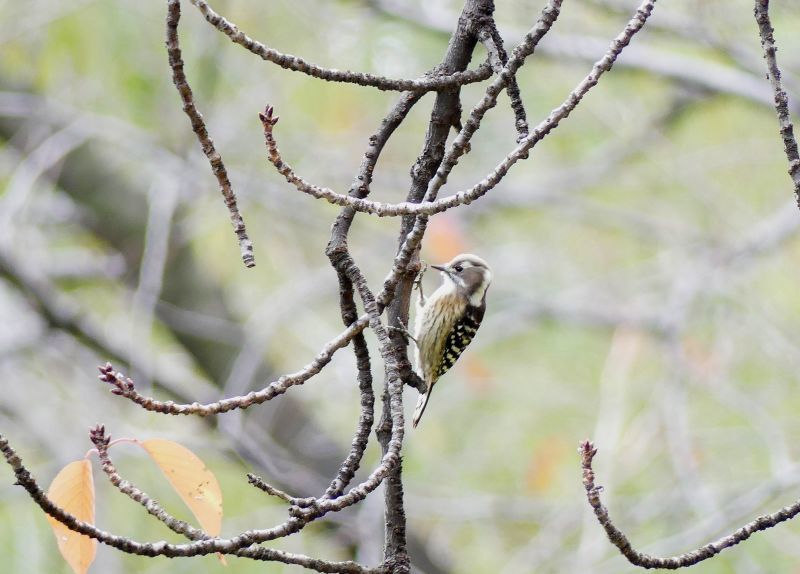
left=46, top=459, right=97, bottom=574
left=140, top=439, right=223, bottom=537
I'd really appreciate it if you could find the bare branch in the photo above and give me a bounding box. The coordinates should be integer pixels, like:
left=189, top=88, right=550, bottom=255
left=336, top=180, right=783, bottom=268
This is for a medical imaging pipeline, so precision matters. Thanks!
left=323, top=93, right=422, bottom=499
left=189, top=0, right=493, bottom=92
left=259, top=0, right=562, bottom=216
left=247, top=473, right=317, bottom=507
left=369, top=0, right=652, bottom=300
left=372, top=2, right=505, bottom=568
left=1, top=431, right=297, bottom=555
left=754, top=0, right=800, bottom=208
left=3, top=426, right=394, bottom=570
left=580, top=440, right=800, bottom=569
left=94, top=426, right=382, bottom=573
left=166, top=0, right=254, bottom=268
left=261, top=0, right=658, bottom=219
left=478, top=22, right=529, bottom=141
left=374, top=0, right=793, bottom=114
left=95, top=306, right=365, bottom=414
left=90, top=425, right=209, bottom=539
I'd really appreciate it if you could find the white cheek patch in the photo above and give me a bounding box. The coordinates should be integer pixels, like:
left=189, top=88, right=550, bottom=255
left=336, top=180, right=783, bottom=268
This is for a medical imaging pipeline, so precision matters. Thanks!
left=469, top=270, right=492, bottom=306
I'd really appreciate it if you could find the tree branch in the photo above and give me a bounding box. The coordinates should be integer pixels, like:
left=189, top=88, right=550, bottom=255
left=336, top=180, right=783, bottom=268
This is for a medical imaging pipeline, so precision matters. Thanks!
left=247, top=473, right=317, bottom=507
left=90, top=426, right=211, bottom=539
left=189, top=0, right=493, bottom=92
left=1, top=431, right=302, bottom=556
left=478, top=21, right=529, bottom=141
left=166, top=0, right=254, bottom=268
left=95, top=306, right=362, bottom=414
left=580, top=440, right=800, bottom=569
left=754, top=0, right=800, bottom=208
left=301, top=0, right=655, bottom=219
left=259, top=0, right=564, bottom=218
left=324, top=91, right=423, bottom=500
left=91, top=426, right=378, bottom=573
left=375, top=1, right=504, bottom=570
left=2, top=420, right=401, bottom=564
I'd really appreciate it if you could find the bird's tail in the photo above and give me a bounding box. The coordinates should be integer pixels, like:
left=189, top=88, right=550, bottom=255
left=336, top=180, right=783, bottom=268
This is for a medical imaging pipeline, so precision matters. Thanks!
left=412, top=385, right=434, bottom=428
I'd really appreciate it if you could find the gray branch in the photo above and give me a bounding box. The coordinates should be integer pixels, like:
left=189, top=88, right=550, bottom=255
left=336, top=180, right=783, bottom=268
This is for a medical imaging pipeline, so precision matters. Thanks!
left=754, top=0, right=800, bottom=208
left=581, top=441, right=800, bottom=569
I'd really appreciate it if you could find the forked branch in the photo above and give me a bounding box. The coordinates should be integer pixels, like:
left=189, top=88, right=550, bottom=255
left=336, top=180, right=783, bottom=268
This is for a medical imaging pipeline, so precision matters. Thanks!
left=259, top=0, right=657, bottom=220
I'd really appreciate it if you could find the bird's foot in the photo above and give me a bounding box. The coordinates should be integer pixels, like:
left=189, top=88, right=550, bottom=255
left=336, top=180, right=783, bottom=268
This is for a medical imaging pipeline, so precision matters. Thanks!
left=388, top=321, right=418, bottom=345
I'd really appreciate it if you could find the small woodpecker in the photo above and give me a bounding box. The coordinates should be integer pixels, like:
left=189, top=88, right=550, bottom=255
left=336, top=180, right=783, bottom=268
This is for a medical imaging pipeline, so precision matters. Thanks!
left=412, top=253, right=492, bottom=427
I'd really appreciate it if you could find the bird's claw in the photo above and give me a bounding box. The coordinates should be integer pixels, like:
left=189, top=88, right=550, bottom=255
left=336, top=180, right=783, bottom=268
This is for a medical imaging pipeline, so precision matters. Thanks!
left=414, top=261, right=428, bottom=304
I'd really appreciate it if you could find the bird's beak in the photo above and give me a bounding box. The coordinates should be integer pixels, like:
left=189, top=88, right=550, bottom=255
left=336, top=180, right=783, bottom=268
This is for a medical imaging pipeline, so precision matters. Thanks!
left=431, top=264, right=447, bottom=272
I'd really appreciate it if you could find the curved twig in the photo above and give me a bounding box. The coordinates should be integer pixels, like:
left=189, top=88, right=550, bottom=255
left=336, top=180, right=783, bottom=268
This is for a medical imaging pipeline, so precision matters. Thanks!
left=93, top=427, right=383, bottom=573
left=247, top=473, right=317, bottom=507
left=189, top=0, right=492, bottom=92
left=3, top=427, right=389, bottom=571
left=96, top=307, right=366, bottom=414
left=1, top=431, right=299, bottom=555
left=259, top=0, right=564, bottom=217
left=90, top=425, right=206, bottom=539
left=166, top=0, right=254, bottom=268
left=580, top=441, right=800, bottom=569
left=261, top=0, right=656, bottom=219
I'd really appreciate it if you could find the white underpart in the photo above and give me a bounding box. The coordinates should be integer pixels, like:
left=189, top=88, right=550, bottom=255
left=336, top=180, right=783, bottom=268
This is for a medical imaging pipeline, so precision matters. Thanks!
left=413, top=273, right=457, bottom=374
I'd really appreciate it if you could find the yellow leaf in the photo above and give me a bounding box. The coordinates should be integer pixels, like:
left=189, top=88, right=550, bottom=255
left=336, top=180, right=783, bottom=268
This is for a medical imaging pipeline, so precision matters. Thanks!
left=46, top=460, right=97, bottom=574
left=140, top=439, right=223, bottom=537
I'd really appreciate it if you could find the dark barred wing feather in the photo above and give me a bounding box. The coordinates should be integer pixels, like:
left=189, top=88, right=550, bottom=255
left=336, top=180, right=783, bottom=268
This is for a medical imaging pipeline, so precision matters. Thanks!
left=436, top=303, right=485, bottom=378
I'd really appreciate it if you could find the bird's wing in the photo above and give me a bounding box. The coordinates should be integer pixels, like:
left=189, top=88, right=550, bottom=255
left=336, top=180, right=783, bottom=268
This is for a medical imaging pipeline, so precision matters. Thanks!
left=435, top=303, right=485, bottom=378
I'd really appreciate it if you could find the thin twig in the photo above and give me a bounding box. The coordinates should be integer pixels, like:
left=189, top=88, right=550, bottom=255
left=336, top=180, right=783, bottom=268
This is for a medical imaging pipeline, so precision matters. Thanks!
left=166, top=0, right=254, bottom=268
left=96, top=304, right=363, bottom=414
left=1, top=431, right=294, bottom=555
left=90, top=425, right=209, bottom=539
left=2, top=427, right=386, bottom=571
left=580, top=440, right=800, bottom=569
left=754, top=0, right=800, bottom=209
left=189, top=0, right=493, bottom=93
left=261, top=0, right=657, bottom=219
left=372, top=0, right=794, bottom=113
left=95, top=427, right=384, bottom=573
left=259, top=0, right=565, bottom=217
left=478, top=21, right=529, bottom=141
left=247, top=473, right=316, bottom=507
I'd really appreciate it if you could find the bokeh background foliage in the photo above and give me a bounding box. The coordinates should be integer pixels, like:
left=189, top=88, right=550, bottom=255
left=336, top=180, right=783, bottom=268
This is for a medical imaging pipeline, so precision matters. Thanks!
left=2, top=0, right=800, bottom=572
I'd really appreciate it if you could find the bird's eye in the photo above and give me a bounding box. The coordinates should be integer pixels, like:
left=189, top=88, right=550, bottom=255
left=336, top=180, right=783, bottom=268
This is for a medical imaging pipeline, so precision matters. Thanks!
left=454, top=265, right=463, bottom=273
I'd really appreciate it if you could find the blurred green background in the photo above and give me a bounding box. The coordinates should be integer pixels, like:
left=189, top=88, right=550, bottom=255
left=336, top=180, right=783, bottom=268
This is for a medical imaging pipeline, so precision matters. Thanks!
left=2, top=0, right=800, bottom=572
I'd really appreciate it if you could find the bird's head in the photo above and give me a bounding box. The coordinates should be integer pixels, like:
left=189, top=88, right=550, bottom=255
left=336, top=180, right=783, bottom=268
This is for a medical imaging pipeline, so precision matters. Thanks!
left=431, top=253, right=492, bottom=306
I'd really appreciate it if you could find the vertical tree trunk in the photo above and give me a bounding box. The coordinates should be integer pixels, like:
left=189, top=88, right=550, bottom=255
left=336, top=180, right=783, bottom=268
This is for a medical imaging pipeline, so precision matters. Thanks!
left=378, top=1, right=494, bottom=571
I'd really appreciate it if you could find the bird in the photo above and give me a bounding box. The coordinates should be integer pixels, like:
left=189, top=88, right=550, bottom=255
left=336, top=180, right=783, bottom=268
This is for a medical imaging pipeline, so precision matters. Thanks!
left=412, top=253, right=492, bottom=427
